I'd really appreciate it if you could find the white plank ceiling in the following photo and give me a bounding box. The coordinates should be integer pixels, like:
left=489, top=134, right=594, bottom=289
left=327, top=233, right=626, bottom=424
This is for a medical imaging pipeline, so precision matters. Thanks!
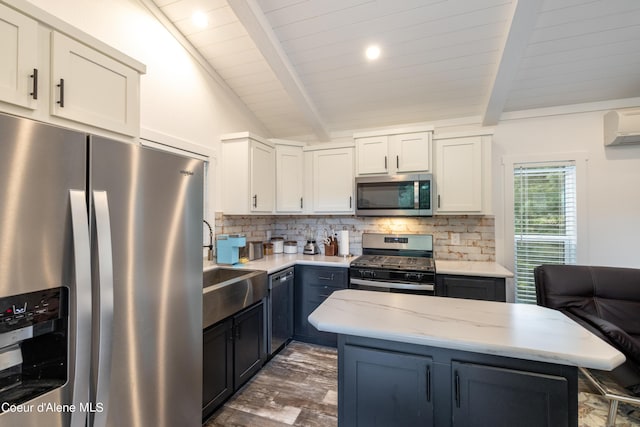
left=147, top=0, right=640, bottom=141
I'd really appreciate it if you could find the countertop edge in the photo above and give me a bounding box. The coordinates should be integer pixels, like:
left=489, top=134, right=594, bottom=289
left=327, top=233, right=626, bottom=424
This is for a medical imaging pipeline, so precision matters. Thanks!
left=435, top=260, right=514, bottom=278
left=204, top=253, right=353, bottom=274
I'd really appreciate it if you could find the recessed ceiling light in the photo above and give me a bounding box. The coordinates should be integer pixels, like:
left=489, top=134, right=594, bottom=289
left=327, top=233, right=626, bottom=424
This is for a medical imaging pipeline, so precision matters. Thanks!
left=192, top=11, right=209, bottom=29
left=365, top=45, right=381, bottom=60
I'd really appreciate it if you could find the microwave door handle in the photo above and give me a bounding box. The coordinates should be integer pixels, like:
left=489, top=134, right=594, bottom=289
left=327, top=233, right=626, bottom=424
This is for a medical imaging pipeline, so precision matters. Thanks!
left=414, top=181, right=419, bottom=209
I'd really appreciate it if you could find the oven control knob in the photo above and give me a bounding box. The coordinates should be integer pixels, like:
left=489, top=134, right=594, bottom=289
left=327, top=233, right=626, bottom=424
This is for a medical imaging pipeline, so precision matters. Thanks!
left=360, top=270, right=375, bottom=279
left=405, top=273, right=423, bottom=281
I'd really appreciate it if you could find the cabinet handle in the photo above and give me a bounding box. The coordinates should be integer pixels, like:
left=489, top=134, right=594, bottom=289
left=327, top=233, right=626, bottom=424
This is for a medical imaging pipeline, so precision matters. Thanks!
left=300, top=197, right=303, bottom=209
left=426, top=366, right=431, bottom=402
left=30, top=69, right=38, bottom=100
left=437, top=194, right=441, bottom=208
left=252, top=194, right=257, bottom=208
left=349, top=196, right=352, bottom=209
left=396, top=155, right=399, bottom=169
left=454, top=372, right=461, bottom=408
left=318, top=274, right=334, bottom=281
left=235, top=324, right=241, bottom=340
left=384, top=156, right=387, bottom=170
left=57, top=78, right=65, bottom=107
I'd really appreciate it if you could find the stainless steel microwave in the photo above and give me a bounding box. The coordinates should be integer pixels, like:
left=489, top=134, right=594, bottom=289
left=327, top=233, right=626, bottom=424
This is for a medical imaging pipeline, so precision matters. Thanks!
left=355, top=174, right=434, bottom=217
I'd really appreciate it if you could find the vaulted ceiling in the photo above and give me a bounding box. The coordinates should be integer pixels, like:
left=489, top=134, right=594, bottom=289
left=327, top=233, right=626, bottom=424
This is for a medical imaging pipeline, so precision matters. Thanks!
left=144, top=0, right=640, bottom=141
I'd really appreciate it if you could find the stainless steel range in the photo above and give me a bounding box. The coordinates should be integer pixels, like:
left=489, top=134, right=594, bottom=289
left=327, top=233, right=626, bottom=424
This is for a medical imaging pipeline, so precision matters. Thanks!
left=349, top=233, right=435, bottom=295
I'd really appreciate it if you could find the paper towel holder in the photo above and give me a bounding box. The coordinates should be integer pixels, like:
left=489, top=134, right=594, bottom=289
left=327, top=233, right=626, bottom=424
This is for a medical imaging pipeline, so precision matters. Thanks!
left=338, top=228, right=351, bottom=257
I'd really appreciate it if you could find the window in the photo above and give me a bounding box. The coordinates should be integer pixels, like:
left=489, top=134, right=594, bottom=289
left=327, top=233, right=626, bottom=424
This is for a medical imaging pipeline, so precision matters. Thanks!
left=513, top=162, right=577, bottom=304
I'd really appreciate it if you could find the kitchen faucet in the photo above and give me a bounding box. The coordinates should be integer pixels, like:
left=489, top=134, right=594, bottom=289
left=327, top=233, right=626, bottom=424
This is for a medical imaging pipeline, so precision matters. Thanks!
left=203, top=220, right=214, bottom=261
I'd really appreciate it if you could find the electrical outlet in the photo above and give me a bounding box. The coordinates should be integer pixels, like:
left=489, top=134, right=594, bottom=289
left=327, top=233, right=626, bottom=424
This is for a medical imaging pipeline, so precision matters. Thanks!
left=451, top=233, right=460, bottom=245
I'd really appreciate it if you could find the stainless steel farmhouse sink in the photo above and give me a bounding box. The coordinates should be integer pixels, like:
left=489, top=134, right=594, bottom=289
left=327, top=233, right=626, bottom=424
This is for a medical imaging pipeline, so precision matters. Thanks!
left=202, top=267, right=267, bottom=329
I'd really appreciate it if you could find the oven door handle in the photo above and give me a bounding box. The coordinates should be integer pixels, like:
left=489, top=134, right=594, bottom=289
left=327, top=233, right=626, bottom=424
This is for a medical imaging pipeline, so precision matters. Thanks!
left=350, top=278, right=434, bottom=291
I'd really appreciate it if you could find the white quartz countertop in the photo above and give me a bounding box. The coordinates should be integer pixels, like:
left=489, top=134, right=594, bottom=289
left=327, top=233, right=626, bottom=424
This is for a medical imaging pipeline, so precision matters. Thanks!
left=204, top=253, right=353, bottom=274
left=204, top=256, right=514, bottom=278
left=308, top=289, right=625, bottom=370
left=435, top=260, right=514, bottom=278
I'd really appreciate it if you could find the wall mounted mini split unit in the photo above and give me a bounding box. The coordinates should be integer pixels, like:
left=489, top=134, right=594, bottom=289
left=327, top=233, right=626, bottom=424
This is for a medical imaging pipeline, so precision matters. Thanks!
left=603, top=108, right=640, bottom=146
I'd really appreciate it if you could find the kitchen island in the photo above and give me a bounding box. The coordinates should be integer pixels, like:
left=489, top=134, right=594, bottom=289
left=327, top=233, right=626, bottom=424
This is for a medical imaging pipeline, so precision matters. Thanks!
left=308, top=289, right=624, bottom=427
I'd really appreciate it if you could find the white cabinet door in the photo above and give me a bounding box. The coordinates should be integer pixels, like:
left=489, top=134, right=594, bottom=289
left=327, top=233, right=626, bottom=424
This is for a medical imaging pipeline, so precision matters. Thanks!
left=0, top=4, right=38, bottom=110
left=276, top=144, right=304, bottom=212
left=356, top=136, right=388, bottom=175
left=250, top=140, right=275, bottom=213
left=391, top=132, right=431, bottom=173
left=435, top=137, right=483, bottom=212
left=50, top=32, right=139, bottom=136
left=313, top=148, right=354, bottom=213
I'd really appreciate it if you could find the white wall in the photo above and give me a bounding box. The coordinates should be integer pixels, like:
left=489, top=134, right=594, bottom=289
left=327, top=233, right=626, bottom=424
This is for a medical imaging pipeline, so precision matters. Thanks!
left=492, top=110, right=640, bottom=270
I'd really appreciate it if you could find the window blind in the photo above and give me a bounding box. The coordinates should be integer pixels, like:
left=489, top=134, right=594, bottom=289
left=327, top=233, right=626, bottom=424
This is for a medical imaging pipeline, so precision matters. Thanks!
left=514, top=162, right=577, bottom=304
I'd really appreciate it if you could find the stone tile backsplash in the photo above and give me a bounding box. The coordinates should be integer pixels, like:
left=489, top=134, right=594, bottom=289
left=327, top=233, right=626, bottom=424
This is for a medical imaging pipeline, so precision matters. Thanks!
left=214, top=212, right=495, bottom=261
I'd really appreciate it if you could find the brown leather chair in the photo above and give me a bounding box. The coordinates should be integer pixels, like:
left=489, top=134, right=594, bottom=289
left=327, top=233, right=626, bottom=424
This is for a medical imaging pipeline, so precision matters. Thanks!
left=534, top=264, right=640, bottom=425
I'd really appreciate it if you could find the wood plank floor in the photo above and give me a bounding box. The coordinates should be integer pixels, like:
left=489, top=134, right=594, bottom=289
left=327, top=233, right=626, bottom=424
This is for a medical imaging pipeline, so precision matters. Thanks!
left=204, top=341, right=640, bottom=427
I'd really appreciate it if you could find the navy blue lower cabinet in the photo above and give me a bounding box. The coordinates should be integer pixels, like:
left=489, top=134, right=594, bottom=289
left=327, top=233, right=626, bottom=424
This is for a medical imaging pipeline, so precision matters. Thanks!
left=342, top=344, right=434, bottom=427
left=202, top=318, right=233, bottom=420
left=294, top=265, right=347, bottom=346
left=202, top=301, right=266, bottom=421
left=452, top=361, right=569, bottom=427
left=435, top=274, right=506, bottom=302
left=233, top=301, right=265, bottom=388
left=338, top=335, right=578, bottom=427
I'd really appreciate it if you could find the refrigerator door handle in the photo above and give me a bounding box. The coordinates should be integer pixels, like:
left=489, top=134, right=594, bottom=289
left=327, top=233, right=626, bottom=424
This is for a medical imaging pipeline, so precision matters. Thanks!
left=69, top=190, right=91, bottom=427
left=92, top=191, right=114, bottom=427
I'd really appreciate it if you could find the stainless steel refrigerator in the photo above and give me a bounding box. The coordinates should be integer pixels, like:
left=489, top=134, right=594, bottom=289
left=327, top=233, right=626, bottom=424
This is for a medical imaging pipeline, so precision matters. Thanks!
left=0, top=113, right=203, bottom=426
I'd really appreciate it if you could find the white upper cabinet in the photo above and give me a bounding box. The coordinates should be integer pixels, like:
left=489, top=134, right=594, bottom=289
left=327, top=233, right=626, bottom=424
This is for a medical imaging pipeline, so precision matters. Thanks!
left=391, top=132, right=431, bottom=173
left=0, top=3, right=143, bottom=138
left=355, top=128, right=432, bottom=176
left=312, top=146, right=354, bottom=213
left=250, top=140, right=275, bottom=213
left=434, top=135, right=492, bottom=214
left=0, top=3, right=38, bottom=110
left=221, top=133, right=275, bottom=215
left=50, top=32, right=139, bottom=136
left=275, top=143, right=304, bottom=213
left=356, top=136, right=388, bottom=175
